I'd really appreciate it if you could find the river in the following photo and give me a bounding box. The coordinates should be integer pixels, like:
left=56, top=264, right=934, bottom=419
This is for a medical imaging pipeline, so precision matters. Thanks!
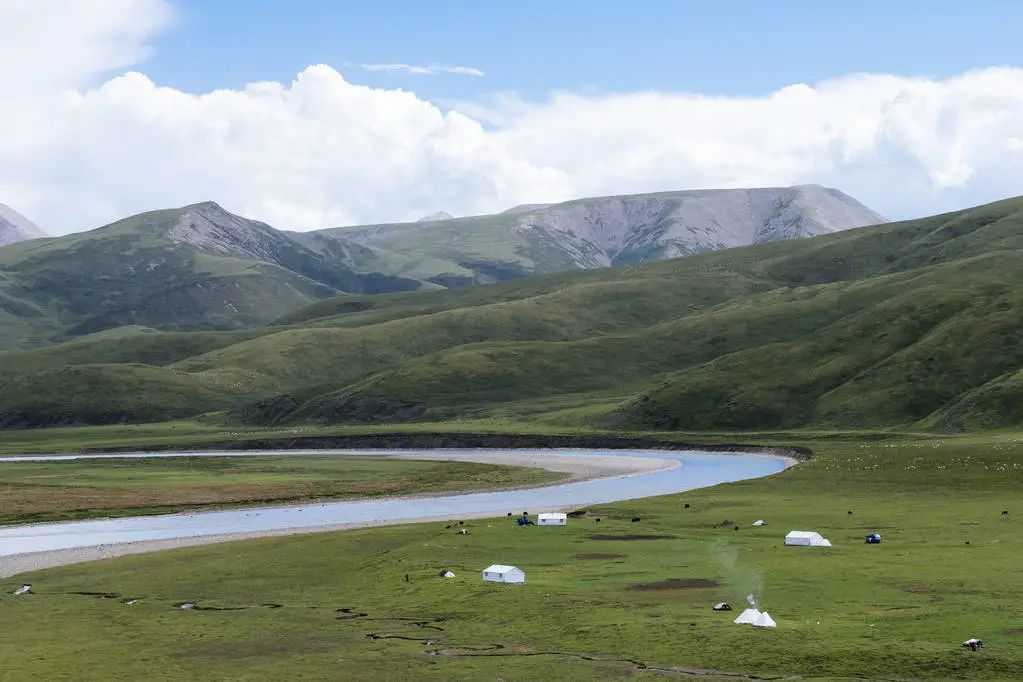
left=0, top=448, right=792, bottom=574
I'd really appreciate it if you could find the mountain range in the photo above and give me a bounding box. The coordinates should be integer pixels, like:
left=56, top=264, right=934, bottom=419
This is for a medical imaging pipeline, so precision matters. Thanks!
left=302, top=184, right=885, bottom=287
left=0, top=185, right=882, bottom=349
left=0, top=193, right=1021, bottom=433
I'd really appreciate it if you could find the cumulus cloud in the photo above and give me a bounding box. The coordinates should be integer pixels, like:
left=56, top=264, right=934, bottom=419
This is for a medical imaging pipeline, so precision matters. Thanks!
left=1, top=2, right=1022, bottom=234
left=360, top=63, right=485, bottom=77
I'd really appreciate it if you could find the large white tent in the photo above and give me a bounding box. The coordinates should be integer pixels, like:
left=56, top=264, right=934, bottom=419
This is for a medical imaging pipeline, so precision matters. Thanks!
left=733, top=608, right=761, bottom=625
left=482, top=564, right=526, bottom=583
left=734, top=608, right=778, bottom=628
left=538, top=513, right=567, bottom=526
left=785, top=530, right=832, bottom=547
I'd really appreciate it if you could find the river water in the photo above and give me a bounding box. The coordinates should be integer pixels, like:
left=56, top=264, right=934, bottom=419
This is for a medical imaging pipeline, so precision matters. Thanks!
left=0, top=448, right=789, bottom=557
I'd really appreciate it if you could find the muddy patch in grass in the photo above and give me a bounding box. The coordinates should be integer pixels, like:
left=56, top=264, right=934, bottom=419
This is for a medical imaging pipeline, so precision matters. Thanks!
left=336, top=607, right=368, bottom=620
left=68, top=591, right=121, bottom=599
left=630, top=578, right=719, bottom=591
left=575, top=553, right=626, bottom=560
left=588, top=534, right=675, bottom=541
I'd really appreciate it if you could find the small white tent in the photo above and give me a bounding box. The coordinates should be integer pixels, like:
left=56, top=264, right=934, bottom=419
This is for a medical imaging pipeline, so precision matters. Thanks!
left=482, top=564, right=526, bottom=584
left=538, top=513, right=567, bottom=526
left=785, top=530, right=832, bottom=547
left=753, top=611, right=777, bottom=628
left=733, top=608, right=761, bottom=625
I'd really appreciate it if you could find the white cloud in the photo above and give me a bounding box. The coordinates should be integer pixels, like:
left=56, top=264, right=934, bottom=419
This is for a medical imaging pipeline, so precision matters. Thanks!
left=360, top=63, right=485, bottom=77
left=0, top=0, right=173, bottom=92
left=1, top=3, right=1022, bottom=234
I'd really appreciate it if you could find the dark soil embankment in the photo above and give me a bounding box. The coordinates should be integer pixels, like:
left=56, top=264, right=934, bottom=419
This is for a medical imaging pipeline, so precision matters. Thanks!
left=78, top=431, right=812, bottom=460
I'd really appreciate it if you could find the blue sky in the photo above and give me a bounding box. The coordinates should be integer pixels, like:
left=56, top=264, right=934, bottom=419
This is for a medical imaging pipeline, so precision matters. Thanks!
left=148, top=1, right=1023, bottom=100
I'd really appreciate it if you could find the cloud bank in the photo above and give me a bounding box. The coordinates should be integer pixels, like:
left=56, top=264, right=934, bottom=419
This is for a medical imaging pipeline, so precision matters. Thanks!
left=2, top=1, right=1022, bottom=234
left=360, top=63, right=486, bottom=77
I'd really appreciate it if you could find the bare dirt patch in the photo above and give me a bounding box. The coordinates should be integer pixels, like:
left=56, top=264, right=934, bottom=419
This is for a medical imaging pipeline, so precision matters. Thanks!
left=630, top=578, right=720, bottom=591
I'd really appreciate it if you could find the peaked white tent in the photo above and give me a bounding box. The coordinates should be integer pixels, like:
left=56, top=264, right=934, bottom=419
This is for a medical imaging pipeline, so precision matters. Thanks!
left=538, top=513, right=567, bottom=526
left=753, top=611, right=777, bottom=628
left=482, top=564, right=526, bottom=584
left=785, top=530, right=832, bottom=547
left=733, top=608, right=761, bottom=625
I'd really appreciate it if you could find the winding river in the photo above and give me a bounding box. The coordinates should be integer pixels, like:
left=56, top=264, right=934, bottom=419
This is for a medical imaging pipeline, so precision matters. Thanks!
left=0, top=448, right=791, bottom=573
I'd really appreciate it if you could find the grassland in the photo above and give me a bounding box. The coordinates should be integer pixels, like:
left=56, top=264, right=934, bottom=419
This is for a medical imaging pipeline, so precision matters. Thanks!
left=1, top=428, right=1020, bottom=680
left=0, top=455, right=565, bottom=525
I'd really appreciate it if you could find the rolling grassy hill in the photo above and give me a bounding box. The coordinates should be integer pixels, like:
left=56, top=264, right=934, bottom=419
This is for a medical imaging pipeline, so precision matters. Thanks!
left=0, top=202, right=420, bottom=350
left=1, top=195, right=1021, bottom=432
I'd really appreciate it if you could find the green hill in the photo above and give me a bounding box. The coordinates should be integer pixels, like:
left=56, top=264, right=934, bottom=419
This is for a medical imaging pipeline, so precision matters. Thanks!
left=1, top=196, right=1022, bottom=431
left=0, top=202, right=421, bottom=349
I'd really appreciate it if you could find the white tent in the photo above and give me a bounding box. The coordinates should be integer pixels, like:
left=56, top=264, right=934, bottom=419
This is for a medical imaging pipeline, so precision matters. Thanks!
left=439, top=569, right=455, bottom=578
left=538, top=513, right=567, bottom=526
left=785, top=530, right=832, bottom=547
left=752, top=519, right=767, bottom=527
left=733, top=608, right=761, bottom=625
left=482, top=564, right=526, bottom=584
left=753, top=611, right=777, bottom=628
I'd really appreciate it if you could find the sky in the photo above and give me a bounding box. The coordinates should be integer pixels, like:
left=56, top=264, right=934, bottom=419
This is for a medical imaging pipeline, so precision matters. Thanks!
left=2, top=0, right=1023, bottom=234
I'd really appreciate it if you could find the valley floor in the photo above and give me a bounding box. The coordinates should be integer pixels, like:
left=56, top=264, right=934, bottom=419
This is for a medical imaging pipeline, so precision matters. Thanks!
left=1, top=425, right=1021, bottom=680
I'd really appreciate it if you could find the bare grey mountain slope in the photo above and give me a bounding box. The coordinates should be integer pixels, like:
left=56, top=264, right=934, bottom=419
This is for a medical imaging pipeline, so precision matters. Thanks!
left=169, top=201, right=296, bottom=262
left=417, top=211, right=454, bottom=222
left=516, top=185, right=886, bottom=266
left=0, top=203, right=47, bottom=247
left=309, top=185, right=886, bottom=286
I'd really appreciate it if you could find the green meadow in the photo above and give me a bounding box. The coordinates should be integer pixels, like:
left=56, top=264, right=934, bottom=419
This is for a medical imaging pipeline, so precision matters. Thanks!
left=1, top=428, right=1020, bottom=680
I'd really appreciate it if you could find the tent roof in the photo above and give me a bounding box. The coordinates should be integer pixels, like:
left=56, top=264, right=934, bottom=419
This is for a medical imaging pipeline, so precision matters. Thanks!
left=484, top=564, right=521, bottom=574
left=538, top=512, right=567, bottom=518
left=733, top=608, right=761, bottom=625
left=753, top=611, right=777, bottom=628
left=786, top=530, right=822, bottom=538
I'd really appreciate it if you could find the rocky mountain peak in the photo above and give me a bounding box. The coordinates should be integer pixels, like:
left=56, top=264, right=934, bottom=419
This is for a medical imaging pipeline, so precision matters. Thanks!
left=168, top=201, right=287, bottom=263
left=0, top=203, right=47, bottom=247
left=417, top=211, right=454, bottom=222
left=513, top=185, right=886, bottom=267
